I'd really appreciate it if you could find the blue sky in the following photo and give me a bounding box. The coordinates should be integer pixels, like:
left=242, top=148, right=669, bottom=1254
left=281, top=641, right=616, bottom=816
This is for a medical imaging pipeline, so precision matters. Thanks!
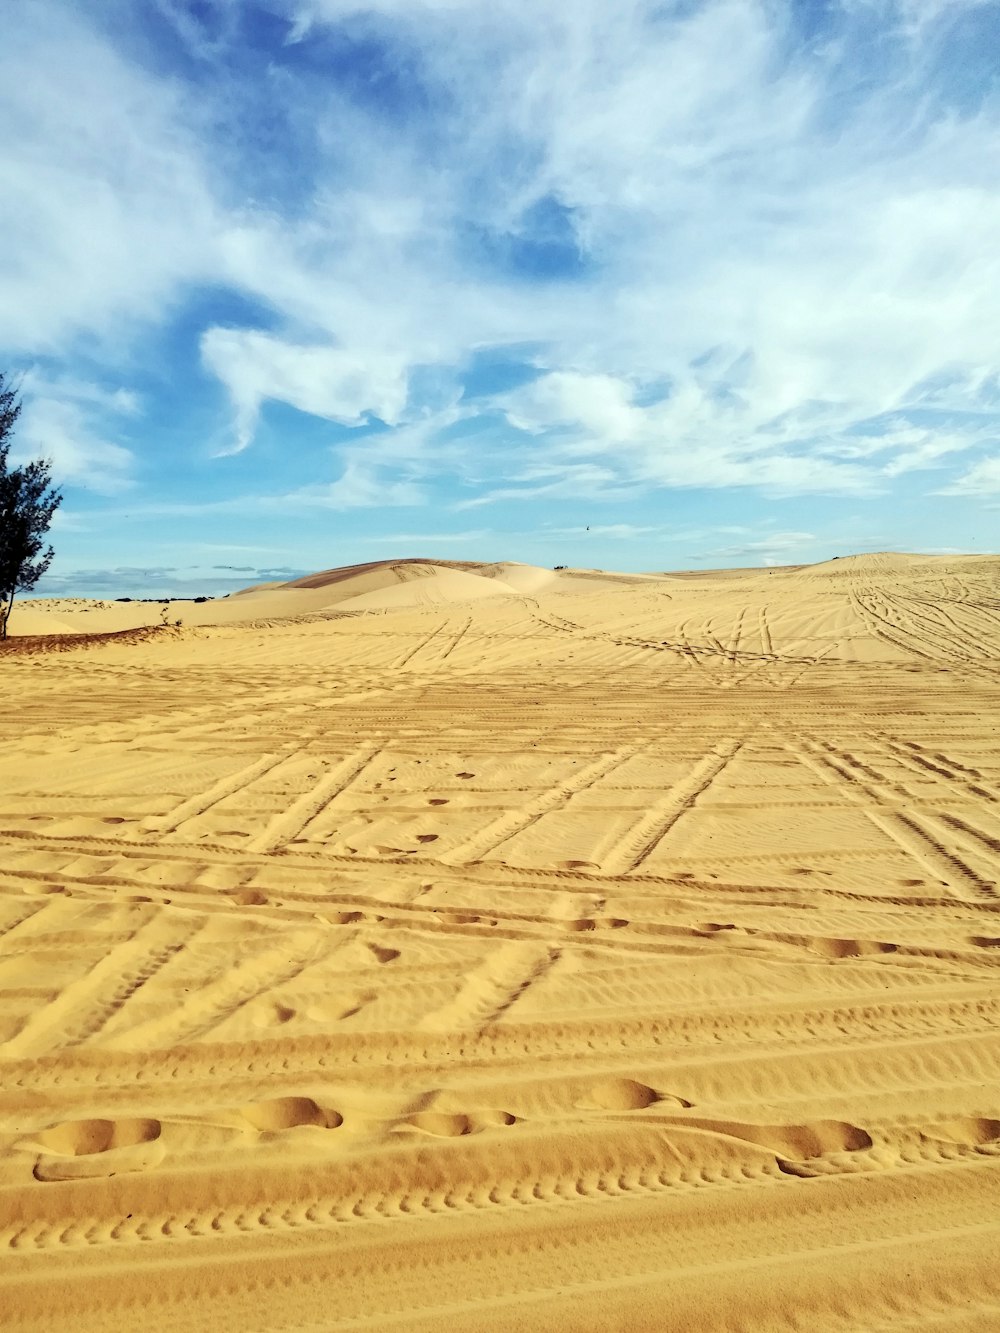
left=2, top=0, right=998, bottom=597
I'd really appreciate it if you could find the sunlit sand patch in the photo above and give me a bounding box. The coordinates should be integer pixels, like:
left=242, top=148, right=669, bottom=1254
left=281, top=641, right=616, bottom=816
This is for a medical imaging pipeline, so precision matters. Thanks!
left=2, top=552, right=1000, bottom=1329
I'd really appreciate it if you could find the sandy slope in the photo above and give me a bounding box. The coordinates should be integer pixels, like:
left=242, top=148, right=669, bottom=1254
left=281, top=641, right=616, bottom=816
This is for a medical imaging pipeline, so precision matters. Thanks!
left=1, top=553, right=999, bottom=1331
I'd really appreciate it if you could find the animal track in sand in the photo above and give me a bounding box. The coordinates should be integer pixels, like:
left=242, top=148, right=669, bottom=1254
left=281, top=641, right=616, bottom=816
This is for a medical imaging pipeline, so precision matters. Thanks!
left=240, top=1097, right=342, bottom=1132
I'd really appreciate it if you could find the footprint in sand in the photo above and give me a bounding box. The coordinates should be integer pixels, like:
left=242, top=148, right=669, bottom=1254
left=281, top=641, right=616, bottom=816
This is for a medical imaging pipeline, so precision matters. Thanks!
left=37, top=1117, right=162, bottom=1156
left=806, top=936, right=897, bottom=959
left=656, top=1115, right=874, bottom=1174
left=920, top=1117, right=1000, bottom=1147
left=307, top=990, right=376, bottom=1023
left=30, top=1117, right=163, bottom=1181
left=404, top=1109, right=518, bottom=1137
left=252, top=999, right=297, bottom=1027
left=240, top=1096, right=342, bottom=1132
left=585, top=1078, right=664, bottom=1111
left=323, top=910, right=363, bottom=925
left=580, top=1078, right=694, bottom=1112
left=231, top=888, right=267, bottom=906
left=367, top=942, right=400, bottom=964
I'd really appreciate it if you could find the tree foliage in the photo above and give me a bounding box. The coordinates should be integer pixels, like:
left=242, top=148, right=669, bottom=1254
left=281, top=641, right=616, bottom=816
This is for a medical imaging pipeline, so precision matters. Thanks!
left=0, top=374, right=62, bottom=639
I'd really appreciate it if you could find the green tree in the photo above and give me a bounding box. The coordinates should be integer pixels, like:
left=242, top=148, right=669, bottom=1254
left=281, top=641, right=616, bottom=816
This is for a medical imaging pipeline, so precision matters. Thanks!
left=0, top=375, right=62, bottom=639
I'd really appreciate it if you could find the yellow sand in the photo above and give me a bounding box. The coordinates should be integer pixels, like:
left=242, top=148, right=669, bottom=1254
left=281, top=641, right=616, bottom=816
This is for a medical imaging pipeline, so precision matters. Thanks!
left=1, top=552, right=999, bottom=1331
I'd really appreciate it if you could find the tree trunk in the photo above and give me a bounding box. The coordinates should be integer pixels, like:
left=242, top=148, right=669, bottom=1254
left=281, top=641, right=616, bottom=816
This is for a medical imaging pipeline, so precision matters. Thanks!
left=0, top=587, right=14, bottom=641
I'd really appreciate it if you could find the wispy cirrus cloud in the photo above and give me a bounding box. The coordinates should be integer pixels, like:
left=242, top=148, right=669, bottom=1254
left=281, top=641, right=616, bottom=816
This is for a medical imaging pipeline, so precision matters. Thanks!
left=0, top=6, right=218, bottom=353
left=201, top=329, right=410, bottom=454
left=940, top=456, right=1000, bottom=496
left=12, top=371, right=137, bottom=491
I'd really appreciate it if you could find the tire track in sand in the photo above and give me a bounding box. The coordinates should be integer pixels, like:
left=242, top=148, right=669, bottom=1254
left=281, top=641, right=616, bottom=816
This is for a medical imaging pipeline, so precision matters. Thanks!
left=598, top=739, right=743, bottom=874
left=247, top=745, right=380, bottom=853
left=791, top=738, right=997, bottom=901
left=442, top=743, right=645, bottom=865
left=142, top=749, right=298, bottom=837
left=0, top=913, right=202, bottom=1057
left=102, top=926, right=336, bottom=1050
left=417, top=939, right=559, bottom=1034
left=415, top=889, right=596, bottom=1033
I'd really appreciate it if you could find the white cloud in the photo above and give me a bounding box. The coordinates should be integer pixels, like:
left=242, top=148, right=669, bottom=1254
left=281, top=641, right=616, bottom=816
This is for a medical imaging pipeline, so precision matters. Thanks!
left=0, top=6, right=218, bottom=354
left=364, top=529, right=491, bottom=543
left=545, top=524, right=661, bottom=539
left=818, top=420, right=995, bottom=477
left=151, top=0, right=244, bottom=59
left=713, top=532, right=817, bottom=555
left=287, top=460, right=425, bottom=509
left=494, top=370, right=879, bottom=497
left=456, top=462, right=634, bottom=509
left=201, top=329, right=410, bottom=452
left=14, top=399, right=133, bottom=493
left=869, top=0, right=995, bottom=37
left=255, top=0, right=1000, bottom=500
left=941, top=456, right=1000, bottom=495
left=503, top=373, right=643, bottom=440
left=12, top=372, right=137, bottom=492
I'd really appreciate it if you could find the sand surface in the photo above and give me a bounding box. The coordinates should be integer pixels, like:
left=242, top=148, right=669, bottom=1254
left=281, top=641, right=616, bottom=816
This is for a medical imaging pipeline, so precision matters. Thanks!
left=2, top=553, right=1000, bottom=1330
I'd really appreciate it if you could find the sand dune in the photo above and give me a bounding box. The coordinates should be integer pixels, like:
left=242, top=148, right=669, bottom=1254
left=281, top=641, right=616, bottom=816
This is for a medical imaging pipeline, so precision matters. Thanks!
left=1, top=552, right=999, bottom=1330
